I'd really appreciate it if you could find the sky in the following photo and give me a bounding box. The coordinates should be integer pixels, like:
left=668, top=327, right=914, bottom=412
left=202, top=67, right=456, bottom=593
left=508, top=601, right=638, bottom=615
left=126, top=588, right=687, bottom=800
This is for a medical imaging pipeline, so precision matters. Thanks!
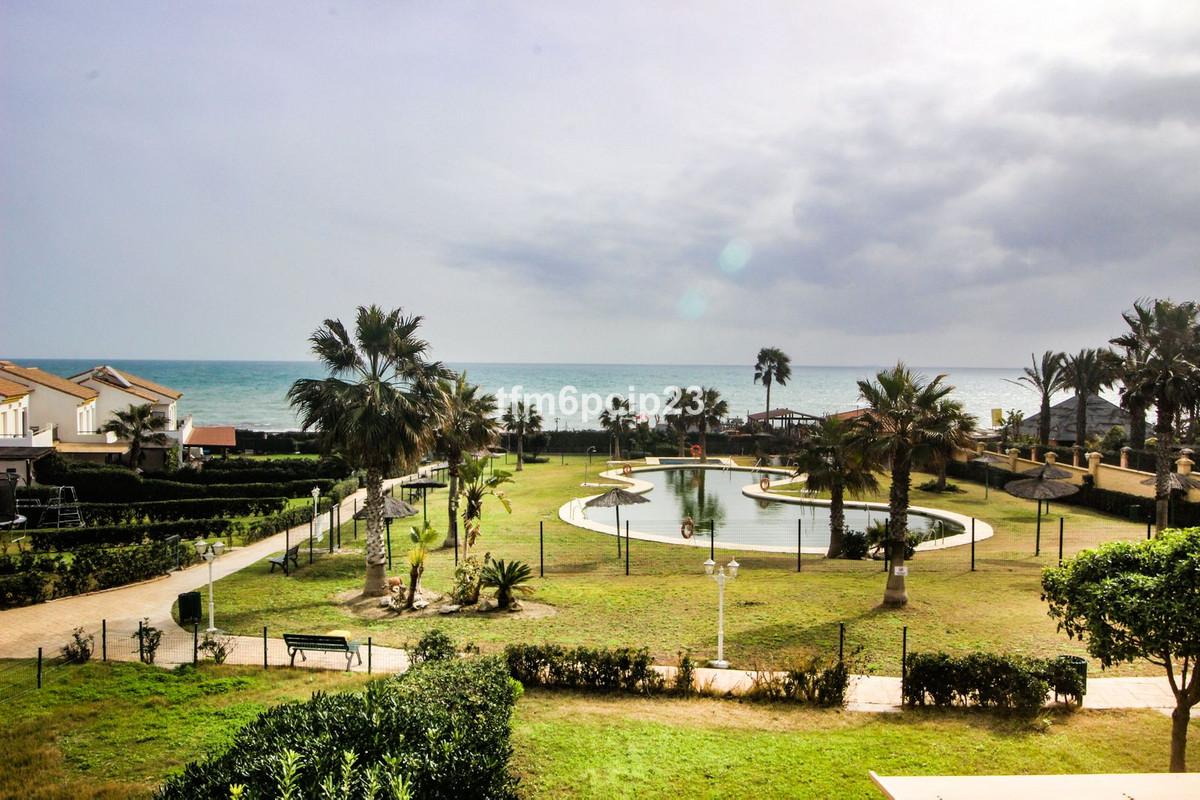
left=3, top=1, right=1199, bottom=366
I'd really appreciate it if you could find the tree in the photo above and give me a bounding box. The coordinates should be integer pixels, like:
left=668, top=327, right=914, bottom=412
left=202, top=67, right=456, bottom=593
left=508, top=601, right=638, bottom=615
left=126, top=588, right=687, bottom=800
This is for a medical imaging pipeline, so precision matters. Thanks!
left=1062, top=348, right=1119, bottom=448
left=501, top=400, right=542, bottom=472
left=458, top=456, right=512, bottom=560
left=793, top=416, right=880, bottom=558
left=695, top=386, right=728, bottom=458
left=100, top=403, right=169, bottom=471
left=925, top=399, right=978, bottom=491
left=1009, top=351, right=1066, bottom=447
left=854, top=363, right=956, bottom=606
left=434, top=374, right=498, bottom=551
left=599, top=397, right=633, bottom=460
left=753, top=347, right=792, bottom=427
left=1112, top=306, right=1154, bottom=449
left=288, top=305, right=444, bottom=596
left=666, top=387, right=697, bottom=456
left=1042, top=528, right=1200, bottom=772
left=404, top=522, right=442, bottom=609
left=1112, top=299, right=1200, bottom=533
left=480, top=558, right=533, bottom=609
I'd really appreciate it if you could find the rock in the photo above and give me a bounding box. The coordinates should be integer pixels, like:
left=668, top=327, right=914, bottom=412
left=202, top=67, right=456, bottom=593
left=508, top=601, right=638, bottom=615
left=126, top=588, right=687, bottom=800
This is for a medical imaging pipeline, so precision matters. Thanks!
left=507, top=601, right=522, bottom=613
left=412, top=599, right=429, bottom=610
left=438, top=604, right=462, bottom=615
left=379, top=597, right=394, bottom=608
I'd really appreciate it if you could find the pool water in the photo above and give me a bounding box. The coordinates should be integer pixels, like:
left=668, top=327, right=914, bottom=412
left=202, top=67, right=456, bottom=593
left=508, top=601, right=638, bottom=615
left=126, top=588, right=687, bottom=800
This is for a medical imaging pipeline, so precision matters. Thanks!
left=582, top=467, right=962, bottom=550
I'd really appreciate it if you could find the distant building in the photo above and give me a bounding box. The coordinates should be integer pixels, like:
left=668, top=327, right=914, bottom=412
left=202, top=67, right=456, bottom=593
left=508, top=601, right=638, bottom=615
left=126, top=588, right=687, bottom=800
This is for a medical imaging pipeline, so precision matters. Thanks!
left=1018, top=394, right=1130, bottom=445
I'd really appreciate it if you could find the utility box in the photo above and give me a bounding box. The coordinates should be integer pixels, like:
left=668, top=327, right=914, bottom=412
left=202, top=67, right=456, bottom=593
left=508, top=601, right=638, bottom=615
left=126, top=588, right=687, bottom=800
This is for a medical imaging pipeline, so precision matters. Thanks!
left=178, top=591, right=202, bottom=625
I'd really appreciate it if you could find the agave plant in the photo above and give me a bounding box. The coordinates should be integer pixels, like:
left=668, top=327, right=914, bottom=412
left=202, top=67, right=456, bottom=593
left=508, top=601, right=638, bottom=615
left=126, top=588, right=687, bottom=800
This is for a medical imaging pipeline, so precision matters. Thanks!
left=480, top=558, right=533, bottom=609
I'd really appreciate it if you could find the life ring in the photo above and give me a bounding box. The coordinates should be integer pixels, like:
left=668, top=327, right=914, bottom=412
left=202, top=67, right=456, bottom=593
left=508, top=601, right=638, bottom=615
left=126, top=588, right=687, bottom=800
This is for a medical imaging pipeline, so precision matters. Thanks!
left=681, top=517, right=696, bottom=539
left=759, top=477, right=772, bottom=492
left=622, top=464, right=633, bottom=476
left=689, top=444, right=702, bottom=457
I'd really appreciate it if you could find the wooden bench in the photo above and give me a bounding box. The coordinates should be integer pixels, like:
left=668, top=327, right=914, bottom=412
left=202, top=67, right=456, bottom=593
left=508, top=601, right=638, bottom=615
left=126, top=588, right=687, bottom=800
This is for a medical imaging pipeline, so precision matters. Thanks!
left=282, top=633, right=362, bottom=670
left=268, top=543, right=301, bottom=576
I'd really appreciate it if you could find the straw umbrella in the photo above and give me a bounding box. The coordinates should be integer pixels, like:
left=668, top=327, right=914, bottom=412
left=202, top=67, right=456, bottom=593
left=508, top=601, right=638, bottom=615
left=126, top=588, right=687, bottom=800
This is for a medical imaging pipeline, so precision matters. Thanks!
left=971, top=452, right=1006, bottom=499
left=355, top=496, right=418, bottom=570
left=1006, top=473, right=1079, bottom=553
left=584, top=487, right=650, bottom=557
left=399, top=477, right=447, bottom=524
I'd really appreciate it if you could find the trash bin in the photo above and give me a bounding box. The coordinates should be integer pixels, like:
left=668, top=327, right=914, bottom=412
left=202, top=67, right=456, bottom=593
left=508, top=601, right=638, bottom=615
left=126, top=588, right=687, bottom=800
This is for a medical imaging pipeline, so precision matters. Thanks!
left=178, top=591, right=202, bottom=625
left=1054, top=655, right=1088, bottom=703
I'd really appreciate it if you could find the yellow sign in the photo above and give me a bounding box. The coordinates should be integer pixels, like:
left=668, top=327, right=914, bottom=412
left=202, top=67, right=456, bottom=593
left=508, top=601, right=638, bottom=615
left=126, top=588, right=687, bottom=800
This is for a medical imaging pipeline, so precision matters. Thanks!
left=991, top=408, right=1004, bottom=427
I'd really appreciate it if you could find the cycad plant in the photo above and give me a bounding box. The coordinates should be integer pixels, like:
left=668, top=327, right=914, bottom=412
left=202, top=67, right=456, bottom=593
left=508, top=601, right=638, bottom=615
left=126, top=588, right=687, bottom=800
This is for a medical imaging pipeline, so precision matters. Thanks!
left=793, top=416, right=880, bottom=558
left=480, top=558, right=533, bottom=609
left=100, top=403, right=169, bottom=471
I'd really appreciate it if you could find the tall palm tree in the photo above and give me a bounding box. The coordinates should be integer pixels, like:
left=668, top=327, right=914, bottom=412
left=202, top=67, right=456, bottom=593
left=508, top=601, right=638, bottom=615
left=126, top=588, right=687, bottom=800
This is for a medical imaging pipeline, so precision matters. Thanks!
left=695, top=386, right=728, bottom=457
left=753, top=347, right=792, bottom=428
left=793, top=416, right=880, bottom=558
left=1112, top=303, right=1155, bottom=450
left=100, top=403, right=170, bottom=471
left=288, top=305, right=445, bottom=596
left=1112, top=299, right=1200, bottom=533
left=501, top=400, right=542, bottom=472
left=926, top=399, right=979, bottom=491
left=599, top=397, right=633, bottom=460
left=1009, top=351, right=1066, bottom=446
left=458, top=456, right=512, bottom=560
left=1062, top=348, right=1119, bottom=448
left=854, top=363, right=956, bottom=607
left=434, top=373, right=498, bottom=551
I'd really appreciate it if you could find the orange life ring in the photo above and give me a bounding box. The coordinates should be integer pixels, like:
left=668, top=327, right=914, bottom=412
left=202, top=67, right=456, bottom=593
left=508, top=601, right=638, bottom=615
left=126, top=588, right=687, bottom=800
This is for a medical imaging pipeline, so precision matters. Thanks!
left=759, top=477, right=772, bottom=492
left=689, top=444, right=702, bottom=457
left=622, top=464, right=633, bottom=476
left=681, top=517, right=696, bottom=539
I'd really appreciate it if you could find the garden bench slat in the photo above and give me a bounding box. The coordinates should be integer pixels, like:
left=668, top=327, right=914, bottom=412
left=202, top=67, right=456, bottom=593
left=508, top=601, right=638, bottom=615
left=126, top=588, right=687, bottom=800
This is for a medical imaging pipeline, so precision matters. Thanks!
left=282, top=633, right=362, bottom=671
left=268, top=543, right=301, bottom=575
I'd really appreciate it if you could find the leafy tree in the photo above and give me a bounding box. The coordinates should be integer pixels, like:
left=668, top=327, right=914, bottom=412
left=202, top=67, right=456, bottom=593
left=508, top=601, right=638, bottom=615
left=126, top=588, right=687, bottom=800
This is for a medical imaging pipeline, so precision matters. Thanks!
left=1009, top=351, right=1066, bottom=447
left=434, top=374, right=498, bottom=551
left=404, top=522, right=442, bottom=609
left=458, top=457, right=512, bottom=560
left=599, top=397, right=633, bottom=460
left=1062, top=348, right=1119, bottom=448
left=100, top=403, right=169, bottom=471
left=854, top=363, right=956, bottom=606
left=288, top=305, right=444, bottom=596
left=792, top=416, right=880, bottom=558
left=1112, top=299, right=1200, bottom=533
left=753, top=347, right=792, bottom=428
left=481, top=558, right=533, bottom=609
left=1042, top=528, right=1200, bottom=772
left=695, top=386, right=728, bottom=458
left=501, top=400, right=542, bottom=472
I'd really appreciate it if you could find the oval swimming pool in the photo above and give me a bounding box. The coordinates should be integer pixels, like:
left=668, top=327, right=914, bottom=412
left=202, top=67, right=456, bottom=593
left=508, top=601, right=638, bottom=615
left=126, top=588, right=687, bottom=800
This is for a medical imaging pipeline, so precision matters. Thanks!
left=571, top=467, right=967, bottom=552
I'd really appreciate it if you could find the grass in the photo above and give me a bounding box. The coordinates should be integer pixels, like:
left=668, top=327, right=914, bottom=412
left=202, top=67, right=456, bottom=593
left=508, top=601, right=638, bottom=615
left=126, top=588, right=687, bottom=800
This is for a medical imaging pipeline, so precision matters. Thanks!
left=0, top=659, right=370, bottom=799
left=197, top=456, right=1157, bottom=675
left=512, top=690, right=1196, bottom=798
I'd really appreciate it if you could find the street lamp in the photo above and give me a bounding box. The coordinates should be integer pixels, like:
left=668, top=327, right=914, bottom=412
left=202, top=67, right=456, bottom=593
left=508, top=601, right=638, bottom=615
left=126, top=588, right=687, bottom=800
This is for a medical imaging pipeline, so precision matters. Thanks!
left=193, top=539, right=225, bottom=632
left=584, top=446, right=598, bottom=481
left=703, top=556, right=740, bottom=669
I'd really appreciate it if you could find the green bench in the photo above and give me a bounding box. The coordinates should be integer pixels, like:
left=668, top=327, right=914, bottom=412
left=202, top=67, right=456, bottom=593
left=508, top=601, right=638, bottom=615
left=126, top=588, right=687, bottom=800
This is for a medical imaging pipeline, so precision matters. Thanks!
left=268, top=543, right=301, bottom=576
left=282, top=633, right=362, bottom=670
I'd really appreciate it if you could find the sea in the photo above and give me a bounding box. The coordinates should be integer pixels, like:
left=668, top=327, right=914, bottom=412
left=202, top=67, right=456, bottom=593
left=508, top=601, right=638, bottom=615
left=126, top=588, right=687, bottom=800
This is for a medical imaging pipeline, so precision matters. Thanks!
left=13, top=359, right=1067, bottom=432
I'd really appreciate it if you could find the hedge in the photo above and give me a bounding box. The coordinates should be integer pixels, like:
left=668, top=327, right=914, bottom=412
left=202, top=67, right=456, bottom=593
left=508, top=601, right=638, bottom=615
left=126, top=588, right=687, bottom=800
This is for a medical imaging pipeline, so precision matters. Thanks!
left=25, top=462, right=338, bottom=502
left=157, top=657, right=521, bottom=799
left=903, top=651, right=1086, bottom=712
left=145, top=459, right=351, bottom=485
left=75, top=497, right=287, bottom=526
left=504, top=643, right=665, bottom=694
left=29, top=518, right=238, bottom=552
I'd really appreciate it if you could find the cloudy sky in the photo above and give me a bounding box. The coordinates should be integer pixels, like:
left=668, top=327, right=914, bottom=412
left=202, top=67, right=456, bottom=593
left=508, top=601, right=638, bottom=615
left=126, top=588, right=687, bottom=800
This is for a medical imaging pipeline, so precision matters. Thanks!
left=3, top=1, right=1198, bottom=366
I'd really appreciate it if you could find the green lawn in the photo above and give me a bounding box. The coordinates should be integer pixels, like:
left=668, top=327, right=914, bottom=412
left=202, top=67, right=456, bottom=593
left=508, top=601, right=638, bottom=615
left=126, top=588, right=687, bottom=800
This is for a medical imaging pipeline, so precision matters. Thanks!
left=195, top=456, right=1155, bottom=675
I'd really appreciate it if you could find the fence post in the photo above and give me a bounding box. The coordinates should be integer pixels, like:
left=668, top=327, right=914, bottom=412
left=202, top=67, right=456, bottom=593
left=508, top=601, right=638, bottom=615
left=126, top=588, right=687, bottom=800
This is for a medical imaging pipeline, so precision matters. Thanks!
left=1035, top=501, right=1042, bottom=556
left=710, top=520, right=715, bottom=561
left=37, top=648, right=42, bottom=689
left=970, top=518, right=976, bottom=572
left=337, top=503, right=342, bottom=550
left=354, top=499, right=358, bottom=540
left=263, top=626, right=268, bottom=669
left=102, top=619, right=107, bottom=661
left=329, top=506, right=334, bottom=553
left=901, top=626, right=908, bottom=702
left=625, top=520, right=630, bottom=576
left=797, top=518, right=802, bottom=573
left=367, top=637, right=373, bottom=674
left=539, top=520, right=544, bottom=578
left=138, top=620, right=145, bottom=663
left=193, top=623, right=199, bottom=665
left=309, top=515, right=314, bottom=565
left=838, top=622, right=845, bottom=664
left=1146, top=516, right=1152, bottom=540
left=1058, top=517, right=1065, bottom=565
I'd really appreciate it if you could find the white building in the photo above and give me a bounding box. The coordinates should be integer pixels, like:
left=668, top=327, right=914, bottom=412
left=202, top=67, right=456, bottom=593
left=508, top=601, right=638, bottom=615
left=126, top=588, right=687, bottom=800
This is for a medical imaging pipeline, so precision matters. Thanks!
left=0, top=361, right=115, bottom=450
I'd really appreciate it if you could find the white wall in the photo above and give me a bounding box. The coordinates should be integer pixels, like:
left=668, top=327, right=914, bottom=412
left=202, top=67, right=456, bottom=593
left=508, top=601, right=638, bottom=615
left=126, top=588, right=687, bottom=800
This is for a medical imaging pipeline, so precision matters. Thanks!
left=0, top=396, right=29, bottom=437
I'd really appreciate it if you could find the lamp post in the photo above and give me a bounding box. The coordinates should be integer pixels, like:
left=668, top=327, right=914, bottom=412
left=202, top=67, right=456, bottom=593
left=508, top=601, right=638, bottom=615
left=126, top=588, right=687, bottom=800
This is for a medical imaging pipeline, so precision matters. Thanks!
left=703, top=556, right=740, bottom=669
left=193, top=539, right=225, bottom=633
left=584, top=446, right=597, bottom=481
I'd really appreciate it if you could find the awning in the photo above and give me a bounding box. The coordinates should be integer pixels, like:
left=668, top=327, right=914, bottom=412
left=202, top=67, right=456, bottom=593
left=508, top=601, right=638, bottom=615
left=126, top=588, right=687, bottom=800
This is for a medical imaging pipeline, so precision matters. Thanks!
left=55, top=442, right=131, bottom=455
left=186, top=426, right=237, bottom=448
left=0, top=447, right=55, bottom=460
left=870, top=771, right=1200, bottom=799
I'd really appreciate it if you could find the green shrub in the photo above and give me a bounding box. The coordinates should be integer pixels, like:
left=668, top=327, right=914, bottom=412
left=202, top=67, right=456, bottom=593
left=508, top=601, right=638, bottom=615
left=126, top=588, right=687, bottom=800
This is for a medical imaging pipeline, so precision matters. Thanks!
left=410, top=628, right=457, bottom=665
left=29, top=518, right=238, bottom=552
left=503, top=643, right=664, bottom=695
left=0, top=541, right=196, bottom=608
left=840, top=529, right=870, bottom=559
left=76, top=497, right=288, bottom=525
left=157, top=657, right=520, bottom=800
left=903, top=650, right=1081, bottom=712
left=480, top=558, right=533, bottom=608
left=745, top=657, right=850, bottom=707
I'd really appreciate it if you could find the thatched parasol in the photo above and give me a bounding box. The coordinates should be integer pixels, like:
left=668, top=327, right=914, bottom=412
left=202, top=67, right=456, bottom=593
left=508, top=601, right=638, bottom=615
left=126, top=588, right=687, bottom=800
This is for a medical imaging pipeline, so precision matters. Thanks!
left=1140, top=473, right=1200, bottom=492
left=397, top=477, right=447, bottom=523
left=971, top=452, right=1007, bottom=499
left=585, top=488, right=650, bottom=557
left=354, top=496, right=418, bottom=520
left=1006, top=475, right=1079, bottom=553
left=1020, top=463, right=1073, bottom=481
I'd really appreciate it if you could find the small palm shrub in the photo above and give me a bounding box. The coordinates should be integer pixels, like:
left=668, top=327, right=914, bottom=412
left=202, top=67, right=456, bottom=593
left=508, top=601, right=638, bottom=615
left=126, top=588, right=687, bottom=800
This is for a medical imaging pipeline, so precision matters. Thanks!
left=839, top=529, right=869, bottom=559
left=480, top=559, right=533, bottom=608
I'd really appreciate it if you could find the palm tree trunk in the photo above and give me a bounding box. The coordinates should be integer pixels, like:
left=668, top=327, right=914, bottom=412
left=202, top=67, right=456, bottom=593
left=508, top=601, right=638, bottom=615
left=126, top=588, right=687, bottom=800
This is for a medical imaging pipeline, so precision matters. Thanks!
left=442, top=459, right=460, bottom=550
left=406, top=562, right=421, bottom=609
left=826, top=481, right=845, bottom=558
left=764, top=379, right=772, bottom=430
left=884, top=452, right=911, bottom=607
left=1039, top=393, right=1052, bottom=446
left=1154, top=402, right=1173, bottom=534
left=1129, top=397, right=1147, bottom=449
left=363, top=467, right=388, bottom=596
left=677, top=429, right=686, bottom=457
left=613, top=432, right=622, bottom=460
left=700, top=422, right=707, bottom=458
left=130, top=440, right=141, bottom=471
left=1076, top=391, right=1088, bottom=448
left=515, top=432, right=524, bottom=471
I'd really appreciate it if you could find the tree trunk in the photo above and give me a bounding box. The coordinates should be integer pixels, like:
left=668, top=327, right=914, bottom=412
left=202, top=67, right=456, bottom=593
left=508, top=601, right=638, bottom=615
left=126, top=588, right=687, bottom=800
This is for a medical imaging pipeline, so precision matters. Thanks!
left=1170, top=702, right=1191, bottom=772
left=363, top=468, right=388, bottom=596
left=406, top=562, right=421, bottom=609
left=130, top=441, right=141, bottom=471
left=935, top=459, right=947, bottom=491
left=1129, top=397, right=1147, bottom=449
left=1039, top=393, right=1052, bottom=446
left=613, top=432, right=622, bottom=461
left=884, top=452, right=911, bottom=607
left=1075, top=391, right=1088, bottom=448
left=442, top=459, right=459, bottom=549
left=826, top=480, right=845, bottom=558
left=764, top=380, right=772, bottom=431
left=515, top=432, right=524, bottom=471
left=1155, top=401, right=1173, bottom=534
left=700, top=422, right=707, bottom=459
left=677, top=429, right=686, bottom=457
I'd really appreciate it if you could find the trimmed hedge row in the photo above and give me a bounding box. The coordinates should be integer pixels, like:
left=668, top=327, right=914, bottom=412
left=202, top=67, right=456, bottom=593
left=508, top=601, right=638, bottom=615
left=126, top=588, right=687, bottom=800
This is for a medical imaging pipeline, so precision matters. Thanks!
left=504, top=643, right=664, bottom=694
left=157, top=657, right=521, bottom=799
left=903, top=651, right=1086, bottom=711
left=145, top=460, right=351, bottom=485
left=76, top=497, right=288, bottom=526
left=0, top=541, right=198, bottom=608
left=23, top=469, right=337, bottom=502
left=29, top=518, right=237, bottom=552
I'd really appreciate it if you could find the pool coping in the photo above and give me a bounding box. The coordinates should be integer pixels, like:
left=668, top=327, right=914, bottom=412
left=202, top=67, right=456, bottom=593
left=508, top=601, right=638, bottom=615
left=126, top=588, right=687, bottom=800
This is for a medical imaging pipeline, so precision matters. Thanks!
left=557, top=464, right=994, bottom=554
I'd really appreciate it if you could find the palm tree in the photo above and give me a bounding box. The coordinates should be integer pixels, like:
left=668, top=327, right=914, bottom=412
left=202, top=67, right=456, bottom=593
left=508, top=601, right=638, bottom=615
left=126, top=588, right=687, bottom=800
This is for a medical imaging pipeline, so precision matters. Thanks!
left=793, top=416, right=880, bottom=558
left=1062, top=348, right=1119, bottom=448
left=753, top=347, right=792, bottom=428
left=1112, top=303, right=1155, bottom=450
left=404, top=522, right=442, bottom=609
left=666, top=387, right=696, bottom=456
left=599, top=397, right=633, bottom=460
left=434, top=374, right=498, bottom=550
left=288, top=305, right=445, bottom=596
left=1112, top=299, right=1200, bottom=533
left=1009, top=351, right=1066, bottom=446
left=854, top=363, right=957, bottom=607
left=100, top=403, right=169, bottom=471
left=501, top=400, right=542, bottom=472
left=458, top=456, right=513, bottom=560
left=926, top=399, right=978, bottom=491
left=695, top=386, right=728, bottom=457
